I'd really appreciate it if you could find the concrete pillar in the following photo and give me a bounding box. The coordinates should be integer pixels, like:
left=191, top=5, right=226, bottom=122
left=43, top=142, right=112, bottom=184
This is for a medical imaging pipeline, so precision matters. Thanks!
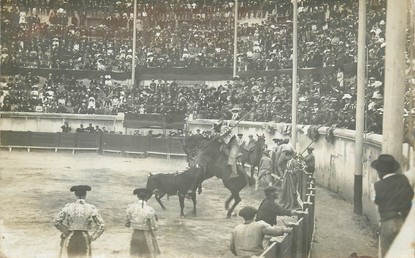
left=382, top=0, right=407, bottom=160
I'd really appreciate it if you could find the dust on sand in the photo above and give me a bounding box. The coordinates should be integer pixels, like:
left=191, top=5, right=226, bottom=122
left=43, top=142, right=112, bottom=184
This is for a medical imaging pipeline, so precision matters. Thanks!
left=0, top=151, right=377, bottom=258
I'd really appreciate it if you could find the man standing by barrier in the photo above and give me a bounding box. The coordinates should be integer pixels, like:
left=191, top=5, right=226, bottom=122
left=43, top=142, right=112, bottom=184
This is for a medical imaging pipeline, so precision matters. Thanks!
left=303, top=147, right=315, bottom=175
left=256, top=186, right=303, bottom=247
left=230, top=206, right=292, bottom=257
left=370, top=154, right=414, bottom=258
left=53, top=185, right=105, bottom=258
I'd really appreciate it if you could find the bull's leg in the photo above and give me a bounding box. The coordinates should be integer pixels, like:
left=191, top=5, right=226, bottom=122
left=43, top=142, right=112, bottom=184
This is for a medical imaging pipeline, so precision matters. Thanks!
left=179, top=194, right=185, bottom=217
left=227, top=192, right=241, bottom=219
left=191, top=192, right=197, bottom=216
left=155, top=194, right=166, bottom=210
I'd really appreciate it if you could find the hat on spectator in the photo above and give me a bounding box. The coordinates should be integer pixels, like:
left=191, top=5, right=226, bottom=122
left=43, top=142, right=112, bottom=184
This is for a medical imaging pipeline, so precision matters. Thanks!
left=264, top=186, right=278, bottom=195
left=342, top=94, right=352, bottom=100
left=370, top=154, right=400, bottom=174
left=237, top=133, right=243, bottom=136
left=373, top=81, right=382, bottom=88
left=307, top=147, right=315, bottom=151
left=371, top=92, right=383, bottom=100
left=231, top=106, right=241, bottom=112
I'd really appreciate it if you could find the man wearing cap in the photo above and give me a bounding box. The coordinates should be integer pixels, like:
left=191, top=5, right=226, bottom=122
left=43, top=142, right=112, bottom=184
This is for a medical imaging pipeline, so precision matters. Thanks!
left=370, top=154, right=414, bottom=257
left=230, top=206, right=292, bottom=257
left=125, top=188, right=160, bottom=257
left=53, top=185, right=105, bottom=258
left=303, top=147, right=315, bottom=175
left=256, top=186, right=302, bottom=226
left=256, top=186, right=302, bottom=248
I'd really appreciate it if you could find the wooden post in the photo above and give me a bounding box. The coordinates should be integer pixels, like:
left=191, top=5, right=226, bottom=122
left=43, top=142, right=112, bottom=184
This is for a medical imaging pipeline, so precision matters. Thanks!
left=292, top=0, right=298, bottom=148
left=354, top=0, right=366, bottom=215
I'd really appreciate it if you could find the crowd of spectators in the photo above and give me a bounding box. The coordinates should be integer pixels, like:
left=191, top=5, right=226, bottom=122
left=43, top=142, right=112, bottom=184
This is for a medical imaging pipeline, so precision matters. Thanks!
left=1, top=0, right=387, bottom=73
left=0, top=69, right=386, bottom=133
left=0, top=0, right=409, bottom=134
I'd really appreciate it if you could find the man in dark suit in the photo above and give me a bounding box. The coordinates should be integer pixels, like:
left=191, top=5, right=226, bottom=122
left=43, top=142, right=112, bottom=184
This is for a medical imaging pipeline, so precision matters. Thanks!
left=371, top=154, right=414, bottom=257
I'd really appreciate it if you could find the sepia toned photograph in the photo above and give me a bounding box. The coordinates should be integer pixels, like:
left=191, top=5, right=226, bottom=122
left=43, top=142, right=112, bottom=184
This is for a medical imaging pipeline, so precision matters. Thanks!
left=0, top=0, right=414, bottom=257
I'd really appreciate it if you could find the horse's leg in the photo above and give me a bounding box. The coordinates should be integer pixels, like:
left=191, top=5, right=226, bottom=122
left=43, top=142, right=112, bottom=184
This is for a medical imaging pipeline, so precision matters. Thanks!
left=225, top=194, right=233, bottom=211
left=227, top=192, right=241, bottom=219
left=156, top=194, right=166, bottom=210
left=191, top=192, right=197, bottom=216
left=250, top=165, right=256, bottom=179
left=197, top=183, right=202, bottom=195
left=179, top=194, right=185, bottom=217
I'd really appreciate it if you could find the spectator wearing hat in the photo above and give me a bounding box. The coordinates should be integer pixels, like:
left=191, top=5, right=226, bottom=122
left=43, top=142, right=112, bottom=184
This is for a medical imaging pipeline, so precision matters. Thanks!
left=370, top=154, right=414, bottom=258
left=257, top=150, right=273, bottom=190
left=61, top=121, right=71, bottom=133
left=230, top=206, right=292, bottom=257
left=86, top=123, right=95, bottom=133
left=75, top=124, right=85, bottom=133
left=256, top=186, right=302, bottom=248
left=236, top=133, right=245, bottom=147
left=303, top=147, right=315, bottom=175
left=244, top=134, right=257, bottom=152
left=256, top=186, right=302, bottom=226
left=125, top=188, right=161, bottom=257
left=53, top=185, right=105, bottom=258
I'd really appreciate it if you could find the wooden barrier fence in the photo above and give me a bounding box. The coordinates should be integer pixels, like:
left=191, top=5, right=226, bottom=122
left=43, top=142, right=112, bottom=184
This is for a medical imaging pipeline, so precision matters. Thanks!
left=0, top=131, right=186, bottom=158
left=259, top=174, right=316, bottom=258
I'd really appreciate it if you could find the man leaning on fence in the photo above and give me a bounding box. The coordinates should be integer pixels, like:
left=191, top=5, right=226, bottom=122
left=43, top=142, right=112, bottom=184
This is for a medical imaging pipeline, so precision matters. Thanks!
left=230, top=206, right=292, bottom=258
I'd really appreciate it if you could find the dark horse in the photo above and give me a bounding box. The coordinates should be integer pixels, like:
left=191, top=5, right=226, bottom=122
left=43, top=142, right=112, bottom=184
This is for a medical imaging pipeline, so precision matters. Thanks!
left=182, top=135, right=254, bottom=218
left=146, top=168, right=201, bottom=217
left=240, top=134, right=266, bottom=178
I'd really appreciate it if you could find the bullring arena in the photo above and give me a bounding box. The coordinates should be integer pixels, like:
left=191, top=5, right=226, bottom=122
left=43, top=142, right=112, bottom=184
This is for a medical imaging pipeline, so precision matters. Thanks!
left=0, top=150, right=378, bottom=258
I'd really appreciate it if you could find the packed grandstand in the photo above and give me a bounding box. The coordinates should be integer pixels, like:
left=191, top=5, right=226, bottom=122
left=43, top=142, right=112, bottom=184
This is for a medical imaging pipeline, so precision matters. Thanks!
left=0, top=0, right=411, bottom=135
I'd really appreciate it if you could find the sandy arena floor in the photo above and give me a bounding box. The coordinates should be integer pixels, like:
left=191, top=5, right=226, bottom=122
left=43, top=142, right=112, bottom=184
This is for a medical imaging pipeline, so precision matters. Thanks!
left=0, top=151, right=377, bottom=258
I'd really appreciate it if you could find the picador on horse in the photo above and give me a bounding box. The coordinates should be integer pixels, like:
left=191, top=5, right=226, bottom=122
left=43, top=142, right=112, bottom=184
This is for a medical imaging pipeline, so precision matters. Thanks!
left=210, top=120, right=240, bottom=179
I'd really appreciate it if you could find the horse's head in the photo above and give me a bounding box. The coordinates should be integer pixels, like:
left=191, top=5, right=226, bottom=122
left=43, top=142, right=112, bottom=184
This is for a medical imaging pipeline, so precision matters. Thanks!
left=182, top=135, right=220, bottom=168
left=182, top=135, right=206, bottom=166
